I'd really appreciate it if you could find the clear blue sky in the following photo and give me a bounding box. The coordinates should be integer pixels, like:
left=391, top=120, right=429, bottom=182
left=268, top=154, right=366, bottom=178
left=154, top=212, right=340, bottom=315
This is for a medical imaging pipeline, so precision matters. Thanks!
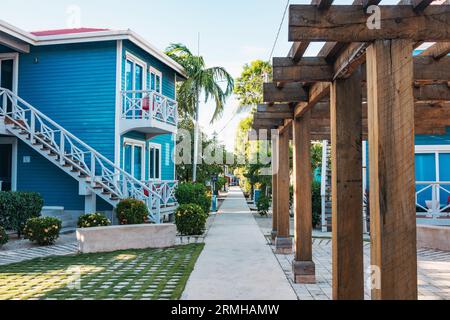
left=2, top=0, right=397, bottom=150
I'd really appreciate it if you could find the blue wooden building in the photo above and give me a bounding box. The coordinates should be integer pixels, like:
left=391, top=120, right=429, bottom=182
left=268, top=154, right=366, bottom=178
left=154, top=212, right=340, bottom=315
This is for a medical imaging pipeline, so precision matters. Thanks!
left=0, top=21, right=184, bottom=225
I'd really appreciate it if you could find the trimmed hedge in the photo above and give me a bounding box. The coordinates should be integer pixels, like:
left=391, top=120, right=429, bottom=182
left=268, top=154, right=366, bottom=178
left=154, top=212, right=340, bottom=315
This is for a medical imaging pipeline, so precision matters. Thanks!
left=24, top=217, right=61, bottom=245
left=0, top=226, right=8, bottom=246
left=175, top=183, right=211, bottom=214
left=116, top=198, right=149, bottom=225
left=77, top=213, right=111, bottom=228
left=0, top=192, right=44, bottom=236
left=256, top=195, right=270, bottom=216
left=175, top=204, right=208, bottom=236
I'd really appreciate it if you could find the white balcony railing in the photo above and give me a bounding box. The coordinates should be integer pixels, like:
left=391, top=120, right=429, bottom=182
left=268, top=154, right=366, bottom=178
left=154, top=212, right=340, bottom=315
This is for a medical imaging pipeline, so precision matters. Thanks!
left=416, top=181, right=450, bottom=218
left=121, top=90, right=178, bottom=126
left=143, top=180, right=178, bottom=208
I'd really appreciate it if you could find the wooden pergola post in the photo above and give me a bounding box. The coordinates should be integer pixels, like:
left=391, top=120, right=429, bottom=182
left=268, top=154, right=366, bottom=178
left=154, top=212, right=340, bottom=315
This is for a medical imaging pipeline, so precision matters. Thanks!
left=330, top=66, right=364, bottom=300
left=292, top=110, right=315, bottom=283
left=366, top=40, right=418, bottom=300
left=271, top=135, right=279, bottom=242
left=275, top=128, right=292, bottom=254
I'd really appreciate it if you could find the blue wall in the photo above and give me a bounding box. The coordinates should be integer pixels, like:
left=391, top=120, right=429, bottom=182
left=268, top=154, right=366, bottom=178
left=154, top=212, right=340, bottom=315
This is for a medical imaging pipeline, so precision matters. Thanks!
left=18, top=41, right=117, bottom=160
left=13, top=41, right=117, bottom=210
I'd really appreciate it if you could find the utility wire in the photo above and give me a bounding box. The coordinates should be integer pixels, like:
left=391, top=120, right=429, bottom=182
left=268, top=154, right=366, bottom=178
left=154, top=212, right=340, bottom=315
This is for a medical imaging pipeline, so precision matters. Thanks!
left=268, top=0, right=290, bottom=62
left=217, top=0, right=290, bottom=138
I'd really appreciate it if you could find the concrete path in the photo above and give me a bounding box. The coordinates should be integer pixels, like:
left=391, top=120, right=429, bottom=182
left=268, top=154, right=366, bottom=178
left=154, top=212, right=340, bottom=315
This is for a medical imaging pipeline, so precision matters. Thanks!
left=0, top=243, right=78, bottom=266
left=182, top=187, right=297, bottom=300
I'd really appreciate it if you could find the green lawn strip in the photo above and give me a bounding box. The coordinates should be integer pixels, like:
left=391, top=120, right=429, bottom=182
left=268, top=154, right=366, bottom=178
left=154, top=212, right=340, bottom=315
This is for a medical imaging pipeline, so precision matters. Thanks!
left=0, top=244, right=204, bottom=300
left=171, top=243, right=204, bottom=299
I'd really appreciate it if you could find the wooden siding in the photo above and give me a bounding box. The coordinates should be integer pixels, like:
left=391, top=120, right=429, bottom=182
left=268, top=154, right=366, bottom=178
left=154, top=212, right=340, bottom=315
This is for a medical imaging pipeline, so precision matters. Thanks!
left=14, top=41, right=117, bottom=210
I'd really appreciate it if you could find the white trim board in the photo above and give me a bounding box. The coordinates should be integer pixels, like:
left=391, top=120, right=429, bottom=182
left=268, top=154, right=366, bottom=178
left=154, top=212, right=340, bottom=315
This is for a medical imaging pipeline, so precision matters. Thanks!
left=415, top=145, right=450, bottom=153
left=122, top=137, right=146, bottom=180
left=114, top=40, right=123, bottom=168
left=0, top=20, right=186, bottom=78
left=0, top=52, right=19, bottom=94
left=125, top=52, right=148, bottom=91
left=148, top=142, right=162, bottom=181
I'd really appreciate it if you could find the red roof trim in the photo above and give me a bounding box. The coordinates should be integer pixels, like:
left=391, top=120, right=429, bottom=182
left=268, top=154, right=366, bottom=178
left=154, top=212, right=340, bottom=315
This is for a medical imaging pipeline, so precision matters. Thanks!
left=30, top=28, right=110, bottom=36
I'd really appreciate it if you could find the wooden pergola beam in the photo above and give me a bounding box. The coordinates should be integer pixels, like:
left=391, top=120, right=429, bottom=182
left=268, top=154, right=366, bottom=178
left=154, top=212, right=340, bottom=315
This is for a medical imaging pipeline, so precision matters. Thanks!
left=289, top=42, right=310, bottom=62
left=289, top=5, right=450, bottom=42
left=412, top=0, right=434, bottom=11
left=414, top=56, right=450, bottom=82
left=257, top=104, right=294, bottom=113
left=263, top=82, right=308, bottom=103
left=274, top=55, right=450, bottom=82
left=420, top=42, right=450, bottom=59
left=254, top=112, right=294, bottom=120
left=288, top=0, right=334, bottom=62
left=273, top=57, right=333, bottom=82
left=267, top=82, right=449, bottom=105
left=254, top=101, right=450, bottom=135
left=312, top=0, right=334, bottom=10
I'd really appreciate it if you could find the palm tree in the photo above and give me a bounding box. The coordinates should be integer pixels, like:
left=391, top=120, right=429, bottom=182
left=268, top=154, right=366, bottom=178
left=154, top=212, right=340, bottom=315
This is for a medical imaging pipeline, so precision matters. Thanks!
left=165, top=43, right=234, bottom=182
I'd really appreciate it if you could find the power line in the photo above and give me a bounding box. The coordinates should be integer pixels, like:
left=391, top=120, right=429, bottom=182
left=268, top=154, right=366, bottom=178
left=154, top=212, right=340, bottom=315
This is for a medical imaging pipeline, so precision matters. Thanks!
left=268, top=0, right=290, bottom=62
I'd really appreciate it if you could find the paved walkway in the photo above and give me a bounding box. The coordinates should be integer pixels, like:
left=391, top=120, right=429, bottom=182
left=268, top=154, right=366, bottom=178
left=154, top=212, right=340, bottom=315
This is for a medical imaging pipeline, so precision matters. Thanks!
left=182, top=187, right=297, bottom=300
left=0, top=243, right=78, bottom=266
left=272, top=239, right=450, bottom=300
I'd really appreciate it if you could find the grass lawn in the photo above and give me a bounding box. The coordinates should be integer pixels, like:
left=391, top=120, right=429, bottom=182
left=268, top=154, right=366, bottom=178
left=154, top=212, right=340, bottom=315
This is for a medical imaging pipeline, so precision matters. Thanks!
left=0, top=243, right=204, bottom=300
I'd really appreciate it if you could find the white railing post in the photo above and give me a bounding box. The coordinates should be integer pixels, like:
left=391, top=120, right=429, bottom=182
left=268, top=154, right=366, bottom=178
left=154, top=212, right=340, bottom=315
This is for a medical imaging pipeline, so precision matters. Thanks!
left=90, top=152, right=96, bottom=185
left=2, top=92, right=6, bottom=114
left=30, top=112, right=35, bottom=143
left=156, top=197, right=161, bottom=224
left=59, top=132, right=65, bottom=165
left=432, top=184, right=439, bottom=218
left=321, top=140, right=328, bottom=232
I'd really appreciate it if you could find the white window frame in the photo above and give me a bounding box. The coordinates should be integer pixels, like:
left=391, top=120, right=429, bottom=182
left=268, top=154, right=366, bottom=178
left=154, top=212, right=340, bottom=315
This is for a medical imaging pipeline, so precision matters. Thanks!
left=149, top=67, right=162, bottom=93
left=123, top=138, right=146, bottom=180
left=124, top=52, right=147, bottom=92
left=0, top=52, right=19, bottom=94
left=148, top=143, right=162, bottom=181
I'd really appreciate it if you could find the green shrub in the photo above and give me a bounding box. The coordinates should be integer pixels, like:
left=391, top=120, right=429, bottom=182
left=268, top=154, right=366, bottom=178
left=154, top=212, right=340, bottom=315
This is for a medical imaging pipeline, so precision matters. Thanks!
left=287, top=182, right=321, bottom=228
left=175, top=204, right=208, bottom=236
left=23, top=217, right=61, bottom=245
left=175, top=183, right=211, bottom=214
left=116, top=198, right=149, bottom=225
left=77, top=213, right=111, bottom=228
left=256, top=195, right=271, bottom=216
left=312, top=181, right=321, bottom=228
left=0, top=226, right=8, bottom=246
left=0, top=192, right=44, bottom=236
left=215, top=177, right=227, bottom=193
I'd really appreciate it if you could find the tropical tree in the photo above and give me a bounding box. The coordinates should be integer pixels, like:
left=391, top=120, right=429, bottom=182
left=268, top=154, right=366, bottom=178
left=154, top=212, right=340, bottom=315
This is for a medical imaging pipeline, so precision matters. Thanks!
left=165, top=43, right=234, bottom=181
left=234, top=60, right=272, bottom=111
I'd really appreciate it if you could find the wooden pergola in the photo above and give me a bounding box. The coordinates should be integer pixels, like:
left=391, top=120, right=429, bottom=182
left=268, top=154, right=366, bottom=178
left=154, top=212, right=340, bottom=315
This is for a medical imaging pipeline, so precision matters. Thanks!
left=252, top=1, right=450, bottom=300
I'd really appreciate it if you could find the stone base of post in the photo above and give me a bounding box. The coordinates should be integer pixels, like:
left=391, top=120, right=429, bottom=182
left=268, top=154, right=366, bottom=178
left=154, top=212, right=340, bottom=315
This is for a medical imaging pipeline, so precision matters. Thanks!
left=275, top=236, right=292, bottom=254
left=292, top=260, right=316, bottom=284
left=271, top=230, right=277, bottom=244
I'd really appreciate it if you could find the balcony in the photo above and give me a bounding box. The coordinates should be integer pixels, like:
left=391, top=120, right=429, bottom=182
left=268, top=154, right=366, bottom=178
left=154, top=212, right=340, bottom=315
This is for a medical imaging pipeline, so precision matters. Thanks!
left=120, top=90, right=178, bottom=136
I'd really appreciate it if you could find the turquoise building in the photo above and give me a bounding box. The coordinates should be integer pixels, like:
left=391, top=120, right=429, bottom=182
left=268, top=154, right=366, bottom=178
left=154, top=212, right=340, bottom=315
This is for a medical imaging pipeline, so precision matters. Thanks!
left=0, top=22, right=184, bottom=225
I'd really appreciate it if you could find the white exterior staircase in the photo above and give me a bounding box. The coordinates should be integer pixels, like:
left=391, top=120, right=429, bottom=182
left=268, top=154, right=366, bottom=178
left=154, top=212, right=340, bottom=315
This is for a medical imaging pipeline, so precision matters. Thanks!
left=0, top=88, right=163, bottom=223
